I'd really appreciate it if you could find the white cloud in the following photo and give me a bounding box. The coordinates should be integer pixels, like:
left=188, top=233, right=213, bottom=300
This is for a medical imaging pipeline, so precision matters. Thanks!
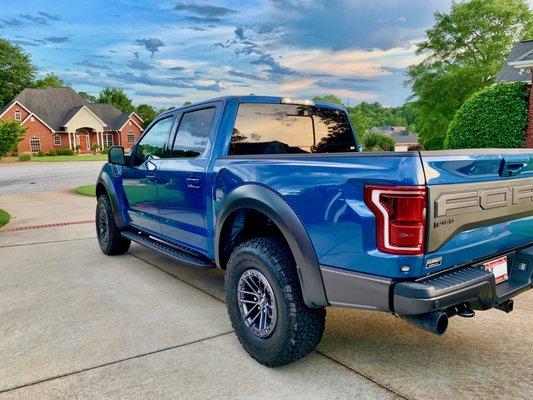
left=277, top=45, right=422, bottom=77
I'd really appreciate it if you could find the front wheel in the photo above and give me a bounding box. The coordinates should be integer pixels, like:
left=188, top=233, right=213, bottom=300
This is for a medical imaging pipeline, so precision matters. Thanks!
left=225, top=237, right=325, bottom=367
left=96, top=195, right=130, bottom=255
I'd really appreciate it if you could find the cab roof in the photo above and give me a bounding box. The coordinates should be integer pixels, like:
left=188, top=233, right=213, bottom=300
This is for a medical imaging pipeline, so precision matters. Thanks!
left=159, top=95, right=346, bottom=118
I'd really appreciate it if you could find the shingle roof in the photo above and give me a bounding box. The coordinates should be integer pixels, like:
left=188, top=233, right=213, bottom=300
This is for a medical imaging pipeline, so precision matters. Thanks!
left=391, top=131, right=418, bottom=144
left=86, top=103, right=130, bottom=131
left=369, top=126, right=418, bottom=144
left=496, top=39, right=533, bottom=83
left=7, top=87, right=132, bottom=131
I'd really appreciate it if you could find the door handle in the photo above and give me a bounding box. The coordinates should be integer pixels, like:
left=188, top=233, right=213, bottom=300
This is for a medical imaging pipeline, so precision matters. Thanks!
left=186, top=177, right=201, bottom=189
left=145, top=175, right=157, bottom=184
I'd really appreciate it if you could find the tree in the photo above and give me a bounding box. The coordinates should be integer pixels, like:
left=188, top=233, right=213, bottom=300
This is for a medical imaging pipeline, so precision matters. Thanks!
left=183, top=100, right=192, bottom=106
left=361, top=132, right=396, bottom=152
left=0, top=39, right=37, bottom=107
left=347, top=101, right=413, bottom=139
left=407, top=0, right=533, bottom=149
left=136, top=104, right=157, bottom=127
left=312, top=95, right=343, bottom=105
left=0, top=120, right=26, bottom=158
left=32, top=73, right=67, bottom=88
left=97, top=87, right=135, bottom=113
left=445, top=82, right=528, bottom=149
left=78, top=91, right=97, bottom=103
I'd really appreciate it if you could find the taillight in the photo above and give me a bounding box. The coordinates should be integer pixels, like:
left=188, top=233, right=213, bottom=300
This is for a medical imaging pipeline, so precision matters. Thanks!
left=364, top=185, right=426, bottom=255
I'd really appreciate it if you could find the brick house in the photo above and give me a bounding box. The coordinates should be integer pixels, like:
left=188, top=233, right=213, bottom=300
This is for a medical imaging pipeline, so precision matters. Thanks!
left=0, top=87, right=143, bottom=154
left=496, top=39, right=533, bottom=148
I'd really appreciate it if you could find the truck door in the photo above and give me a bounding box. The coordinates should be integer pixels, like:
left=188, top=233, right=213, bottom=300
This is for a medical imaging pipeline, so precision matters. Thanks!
left=157, top=105, right=218, bottom=255
left=122, top=114, right=176, bottom=235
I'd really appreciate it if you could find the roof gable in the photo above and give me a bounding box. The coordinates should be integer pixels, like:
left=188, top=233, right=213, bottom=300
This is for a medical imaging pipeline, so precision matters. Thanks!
left=86, top=103, right=131, bottom=131
left=497, top=40, right=533, bottom=83
left=63, top=105, right=107, bottom=131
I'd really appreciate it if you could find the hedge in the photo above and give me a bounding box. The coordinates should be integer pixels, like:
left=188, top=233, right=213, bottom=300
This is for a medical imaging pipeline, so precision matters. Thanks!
left=361, top=132, right=396, bottom=152
left=444, top=82, right=529, bottom=149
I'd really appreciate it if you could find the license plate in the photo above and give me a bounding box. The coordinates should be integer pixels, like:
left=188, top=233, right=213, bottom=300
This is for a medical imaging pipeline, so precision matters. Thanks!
left=483, top=256, right=508, bottom=284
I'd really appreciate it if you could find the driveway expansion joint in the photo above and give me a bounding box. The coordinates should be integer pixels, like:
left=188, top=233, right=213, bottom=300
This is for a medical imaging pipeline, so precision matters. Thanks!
left=316, top=350, right=410, bottom=400
left=0, top=331, right=235, bottom=395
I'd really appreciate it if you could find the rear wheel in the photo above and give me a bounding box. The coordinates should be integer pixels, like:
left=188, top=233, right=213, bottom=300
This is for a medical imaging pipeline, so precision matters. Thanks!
left=225, top=237, right=325, bottom=367
left=96, top=195, right=130, bottom=255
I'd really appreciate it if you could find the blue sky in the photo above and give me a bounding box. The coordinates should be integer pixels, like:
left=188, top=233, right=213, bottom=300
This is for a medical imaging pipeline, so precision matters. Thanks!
left=0, top=0, right=457, bottom=107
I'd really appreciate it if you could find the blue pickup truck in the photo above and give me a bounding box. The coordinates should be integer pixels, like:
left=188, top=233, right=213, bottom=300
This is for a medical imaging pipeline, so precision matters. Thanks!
left=96, top=96, right=533, bottom=366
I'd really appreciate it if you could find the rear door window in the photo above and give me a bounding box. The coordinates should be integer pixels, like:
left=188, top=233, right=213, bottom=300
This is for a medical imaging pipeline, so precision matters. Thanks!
left=170, top=108, right=216, bottom=158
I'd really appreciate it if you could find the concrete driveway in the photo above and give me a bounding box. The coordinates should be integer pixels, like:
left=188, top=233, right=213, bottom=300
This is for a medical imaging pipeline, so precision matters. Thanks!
left=0, top=161, right=104, bottom=195
left=0, top=190, right=531, bottom=399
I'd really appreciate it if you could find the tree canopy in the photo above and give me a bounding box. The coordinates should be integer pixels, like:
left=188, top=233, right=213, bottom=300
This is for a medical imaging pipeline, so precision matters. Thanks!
left=32, top=73, right=67, bottom=88
left=0, top=39, right=36, bottom=107
left=78, top=91, right=97, bottom=103
left=0, top=120, right=26, bottom=158
left=407, top=0, right=533, bottom=149
left=97, top=87, right=135, bottom=113
left=312, top=95, right=344, bottom=105
left=135, top=104, right=158, bottom=127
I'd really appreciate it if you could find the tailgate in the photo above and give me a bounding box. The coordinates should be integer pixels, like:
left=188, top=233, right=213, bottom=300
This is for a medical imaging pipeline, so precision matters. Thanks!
left=420, top=149, right=533, bottom=275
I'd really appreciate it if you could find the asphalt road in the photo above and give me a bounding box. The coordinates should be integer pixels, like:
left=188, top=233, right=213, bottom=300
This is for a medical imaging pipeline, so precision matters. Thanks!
left=0, top=161, right=104, bottom=195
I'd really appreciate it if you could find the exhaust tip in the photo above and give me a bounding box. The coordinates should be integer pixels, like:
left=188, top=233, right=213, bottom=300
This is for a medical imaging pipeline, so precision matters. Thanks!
left=401, top=311, right=448, bottom=335
left=435, top=313, right=448, bottom=335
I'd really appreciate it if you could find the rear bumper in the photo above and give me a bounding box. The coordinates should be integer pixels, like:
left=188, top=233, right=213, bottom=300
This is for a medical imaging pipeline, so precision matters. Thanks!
left=321, top=244, right=533, bottom=315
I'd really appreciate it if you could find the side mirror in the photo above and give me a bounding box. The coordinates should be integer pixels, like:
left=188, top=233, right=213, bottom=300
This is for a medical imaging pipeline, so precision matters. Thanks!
left=108, top=146, right=125, bottom=165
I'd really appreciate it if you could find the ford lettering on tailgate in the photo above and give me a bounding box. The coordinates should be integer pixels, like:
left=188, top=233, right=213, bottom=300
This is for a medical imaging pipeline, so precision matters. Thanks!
left=427, top=179, right=533, bottom=252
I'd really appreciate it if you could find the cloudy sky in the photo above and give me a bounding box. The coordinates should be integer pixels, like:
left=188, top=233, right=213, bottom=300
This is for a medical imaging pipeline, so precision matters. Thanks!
left=0, top=0, right=457, bottom=107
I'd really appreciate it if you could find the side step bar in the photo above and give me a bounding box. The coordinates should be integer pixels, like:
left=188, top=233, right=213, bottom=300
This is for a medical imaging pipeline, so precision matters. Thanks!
left=122, top=231, right=216, bottom=270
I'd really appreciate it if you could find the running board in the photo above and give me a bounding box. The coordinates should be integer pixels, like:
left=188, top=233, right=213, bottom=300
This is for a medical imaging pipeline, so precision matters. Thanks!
left=121, top=231, right=215, bottom=270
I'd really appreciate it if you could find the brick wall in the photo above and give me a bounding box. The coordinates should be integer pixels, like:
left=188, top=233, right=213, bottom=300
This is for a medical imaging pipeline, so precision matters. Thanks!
left=1, top=103, right=56, bottom=153
left=118, top=119, right=143, bottom=151
left=17, top=117, right=55, bottom=153
left=526, top=79, right=533, bottom=148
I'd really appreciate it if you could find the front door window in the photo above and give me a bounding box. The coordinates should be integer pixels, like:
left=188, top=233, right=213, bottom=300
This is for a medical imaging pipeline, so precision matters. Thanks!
left=134, top=116, right=174, bottom=165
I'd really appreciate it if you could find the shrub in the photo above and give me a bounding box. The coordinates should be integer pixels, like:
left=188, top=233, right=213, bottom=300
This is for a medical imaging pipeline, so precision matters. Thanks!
left=18, top=152, right=31, bottom=161
left=57, top=147, right=75, bottom=156
left=0, top=120, right=26, bottom=158
left=362, top=132, right=396, bottom=152
left=445, top=82, right=529, bottom=149
left=36, top=151, right=45, bottom=157
left=47, top=149, right=58, bottom=156
left=101, top=147, right=109, bottom=154
left=91, top=143, right=100, bottom=154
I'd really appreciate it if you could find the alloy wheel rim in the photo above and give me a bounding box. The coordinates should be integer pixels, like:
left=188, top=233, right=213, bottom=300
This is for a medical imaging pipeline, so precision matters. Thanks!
left=237, top=269, right=277, bottom=338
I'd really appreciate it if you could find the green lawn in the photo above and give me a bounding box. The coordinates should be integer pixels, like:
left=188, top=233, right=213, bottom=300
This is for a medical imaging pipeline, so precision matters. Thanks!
left=34, top=154, right=107, bottom=162
left=0, top=209, right=10, bottom=228
left=75, top=184, right=96, bottom=196
left=0, top=154, right=107, bottom=163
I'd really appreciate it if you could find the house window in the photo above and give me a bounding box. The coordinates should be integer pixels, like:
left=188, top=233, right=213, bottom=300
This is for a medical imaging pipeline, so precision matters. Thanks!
left=14, top=110, right=21, bottom=121
left=54, top=134, right=61, bottom=146
left=127, top=132, right=135, bottom=143
left=103, top=133, right=113, bottom=148
left=30, top=137, right=41, bottom=153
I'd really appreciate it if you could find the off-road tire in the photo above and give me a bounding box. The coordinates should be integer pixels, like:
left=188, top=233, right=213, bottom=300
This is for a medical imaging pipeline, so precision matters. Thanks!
left=225, top=237, right=326, bottom=367
left=96, top=194, right=130, bottom=255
